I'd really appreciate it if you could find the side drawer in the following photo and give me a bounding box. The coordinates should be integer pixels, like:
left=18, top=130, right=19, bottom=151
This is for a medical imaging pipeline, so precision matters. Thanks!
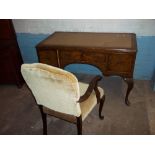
left=37, top=50, right=58, bottom=67
left=106, top=52, right=136, bottom=76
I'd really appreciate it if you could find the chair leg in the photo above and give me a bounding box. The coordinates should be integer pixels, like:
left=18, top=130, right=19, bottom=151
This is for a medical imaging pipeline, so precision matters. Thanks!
left=39, top=105, right=47, bottom=135
left=76, top=116, right=82, bottom=135
left=99, top=94, right=105, bottom=120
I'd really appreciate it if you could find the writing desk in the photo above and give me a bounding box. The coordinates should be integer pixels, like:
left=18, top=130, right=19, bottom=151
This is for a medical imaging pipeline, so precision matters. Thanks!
left=36, top=32, right=137, bottom=105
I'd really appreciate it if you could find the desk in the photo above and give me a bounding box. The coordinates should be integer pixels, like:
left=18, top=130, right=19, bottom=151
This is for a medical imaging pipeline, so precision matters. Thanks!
left=36, top=32, right=137, bottom=105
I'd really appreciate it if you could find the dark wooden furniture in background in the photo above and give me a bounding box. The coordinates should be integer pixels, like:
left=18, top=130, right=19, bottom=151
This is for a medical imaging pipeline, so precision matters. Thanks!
left=0, top=19, right=23, bottom=87
left=36, top=32, right=137, bottom=105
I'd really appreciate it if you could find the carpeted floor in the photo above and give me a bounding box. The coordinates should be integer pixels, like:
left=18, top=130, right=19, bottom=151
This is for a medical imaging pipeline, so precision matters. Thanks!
left=0, top=74, right=154, bottom=135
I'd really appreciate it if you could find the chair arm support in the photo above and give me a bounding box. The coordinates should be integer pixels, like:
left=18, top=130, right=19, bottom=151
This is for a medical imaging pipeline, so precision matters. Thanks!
left=77, top=75, right=102, bottom=103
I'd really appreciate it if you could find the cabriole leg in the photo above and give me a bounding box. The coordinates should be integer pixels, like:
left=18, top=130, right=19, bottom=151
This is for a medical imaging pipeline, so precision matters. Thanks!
left=39, top=106, right=47, bottom=135
left=99, top=95, right=105, bottom=120
left=76, top=116, right=82, bottom=135
left=123, top=78, right=134, bottom=106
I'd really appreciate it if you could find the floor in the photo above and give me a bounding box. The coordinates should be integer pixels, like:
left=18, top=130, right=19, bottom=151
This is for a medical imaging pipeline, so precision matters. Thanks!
left=0, top=74, right=155, bottom=135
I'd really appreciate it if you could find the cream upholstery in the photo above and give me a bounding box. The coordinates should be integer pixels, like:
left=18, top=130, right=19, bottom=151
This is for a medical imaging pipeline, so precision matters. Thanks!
left=79, top=82, right=104, bottom=121
left=21, top=63, right=104, bottom=121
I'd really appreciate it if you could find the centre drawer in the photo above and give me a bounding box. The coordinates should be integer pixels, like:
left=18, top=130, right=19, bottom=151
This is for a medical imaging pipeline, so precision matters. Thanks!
left=81, top=51, right=107, bottom=64
left=59, top=50, right=82, bottom=64
left=59, top=50, right=107, bottom=69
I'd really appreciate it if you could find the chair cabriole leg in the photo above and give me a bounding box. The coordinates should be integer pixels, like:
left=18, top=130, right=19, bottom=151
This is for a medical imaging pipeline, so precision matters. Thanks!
left=39, top=105, right=47, bottom=135
left=99, top=94, right=105, bottom=120
left=76, top=116, right=82, bottom=135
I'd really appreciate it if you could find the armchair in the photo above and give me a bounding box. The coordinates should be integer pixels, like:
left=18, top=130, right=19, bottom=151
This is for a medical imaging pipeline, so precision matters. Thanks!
left=21, top=63, right=105, bottom=134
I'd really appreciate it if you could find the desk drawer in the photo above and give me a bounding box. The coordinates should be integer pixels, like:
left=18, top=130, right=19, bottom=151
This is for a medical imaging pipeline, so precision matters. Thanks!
left=106, top=53, right=135, bottom=76
left=60, top=50, right=107, bottom=69
left=60, top=50, right=82, bottom=65
left=38, top=50, right=58, bottom=66
left=82, top=51, right=106, bottom=64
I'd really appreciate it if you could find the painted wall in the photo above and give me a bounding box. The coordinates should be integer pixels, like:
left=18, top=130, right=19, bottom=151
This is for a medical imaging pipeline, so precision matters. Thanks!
left=13, top=19, right=155, bottom=35
left=12, top=19, right=155, bottom=90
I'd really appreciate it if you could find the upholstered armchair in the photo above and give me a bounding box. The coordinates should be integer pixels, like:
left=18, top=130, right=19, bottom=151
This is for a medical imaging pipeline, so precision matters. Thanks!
left=21, top=63, right=105, bottom=135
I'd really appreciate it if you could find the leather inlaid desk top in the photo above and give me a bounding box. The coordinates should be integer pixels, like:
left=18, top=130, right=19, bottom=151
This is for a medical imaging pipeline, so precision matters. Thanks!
left=37, top=32, right=136, bottom=51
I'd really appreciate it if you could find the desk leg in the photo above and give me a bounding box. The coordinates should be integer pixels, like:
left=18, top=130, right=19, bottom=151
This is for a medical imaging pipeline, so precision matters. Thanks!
left=123, top=78, right=134, bottom=106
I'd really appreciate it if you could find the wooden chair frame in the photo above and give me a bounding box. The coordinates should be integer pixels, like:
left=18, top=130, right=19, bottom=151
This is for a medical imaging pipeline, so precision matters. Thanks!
left=38, top=75, right=105, bottom=135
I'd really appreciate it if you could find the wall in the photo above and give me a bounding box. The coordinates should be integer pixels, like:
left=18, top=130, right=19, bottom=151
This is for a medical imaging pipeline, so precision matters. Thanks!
left=13, top=19, right=155, bottom=35
left=12, top=19, right=155, bottom=90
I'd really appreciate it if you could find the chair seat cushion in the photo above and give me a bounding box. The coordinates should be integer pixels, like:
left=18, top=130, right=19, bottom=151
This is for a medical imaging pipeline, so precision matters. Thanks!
left=78, top=82, right=104, bottom=121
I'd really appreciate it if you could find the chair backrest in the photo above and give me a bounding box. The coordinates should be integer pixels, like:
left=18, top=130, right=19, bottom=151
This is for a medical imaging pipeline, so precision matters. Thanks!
left=21, top=63, right=81, bottom=117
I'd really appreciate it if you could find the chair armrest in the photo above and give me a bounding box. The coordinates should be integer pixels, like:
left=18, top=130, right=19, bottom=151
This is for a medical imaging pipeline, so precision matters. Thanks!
left=77, top=75, right=102, bottom=103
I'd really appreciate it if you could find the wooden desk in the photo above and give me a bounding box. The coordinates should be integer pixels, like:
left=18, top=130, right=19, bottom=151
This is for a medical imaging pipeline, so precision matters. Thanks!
left=36, top=32, right=137, bottom=105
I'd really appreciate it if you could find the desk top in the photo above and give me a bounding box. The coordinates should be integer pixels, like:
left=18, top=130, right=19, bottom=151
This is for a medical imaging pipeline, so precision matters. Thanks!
left=37, top=32, right=137, bottom=51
